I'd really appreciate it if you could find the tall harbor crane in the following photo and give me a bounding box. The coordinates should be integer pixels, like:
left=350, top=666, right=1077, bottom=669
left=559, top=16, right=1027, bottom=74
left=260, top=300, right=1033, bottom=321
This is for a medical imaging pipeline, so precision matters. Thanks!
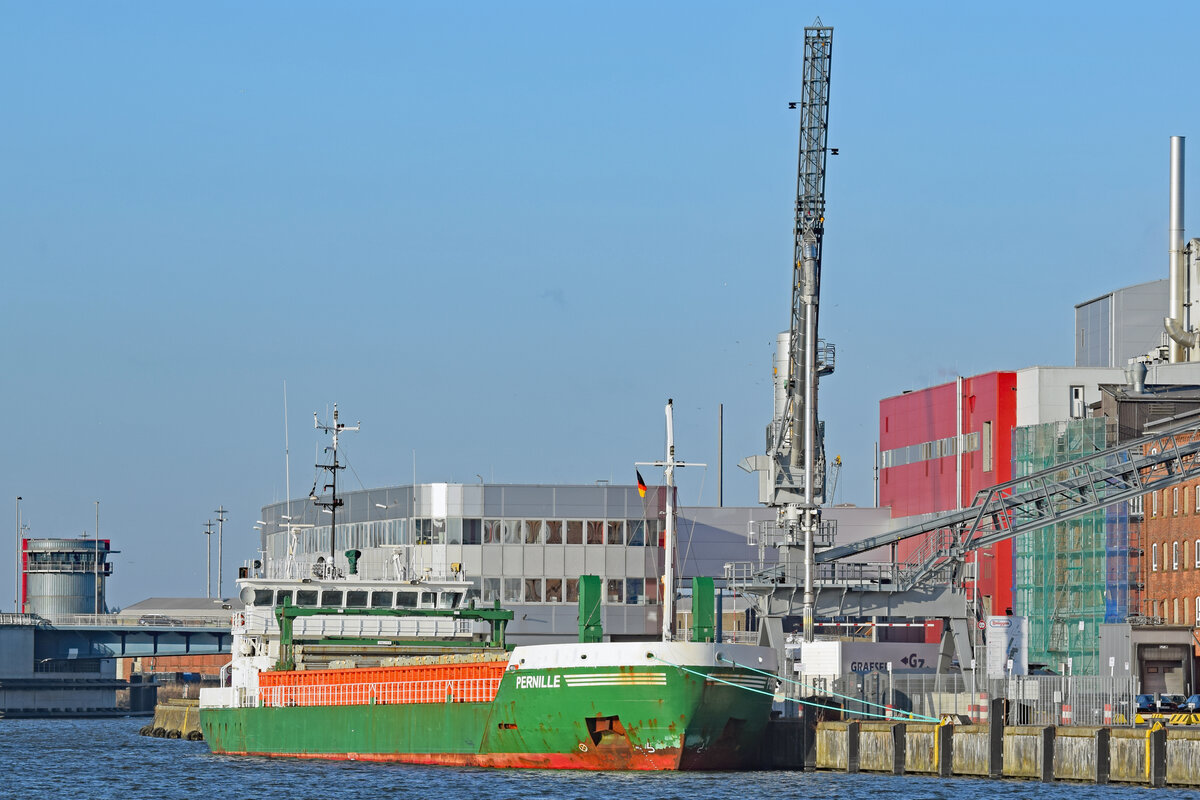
left=741, top=21, right=835, bottom=644
left=735, top=26, right=1200, bottom=677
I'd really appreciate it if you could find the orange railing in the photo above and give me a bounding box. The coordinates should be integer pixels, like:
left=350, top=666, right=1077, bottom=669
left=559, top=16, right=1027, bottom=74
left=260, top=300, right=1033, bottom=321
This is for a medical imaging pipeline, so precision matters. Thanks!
left=258, top=661, right=507, bottom=707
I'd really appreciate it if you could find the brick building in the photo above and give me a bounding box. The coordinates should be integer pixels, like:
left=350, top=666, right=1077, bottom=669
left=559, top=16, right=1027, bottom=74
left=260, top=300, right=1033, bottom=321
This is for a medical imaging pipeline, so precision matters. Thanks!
left=1142, top=426, right=1200, bottom=628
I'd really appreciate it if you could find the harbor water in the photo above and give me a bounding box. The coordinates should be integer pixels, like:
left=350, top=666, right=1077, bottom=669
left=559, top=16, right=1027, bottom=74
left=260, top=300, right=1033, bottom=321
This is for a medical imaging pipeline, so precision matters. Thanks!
left=3, top=718, right=1198, bottom=800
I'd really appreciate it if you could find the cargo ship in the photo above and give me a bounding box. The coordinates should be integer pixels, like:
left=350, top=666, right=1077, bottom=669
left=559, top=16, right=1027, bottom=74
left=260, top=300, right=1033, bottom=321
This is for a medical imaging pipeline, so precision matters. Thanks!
left=199, top=401, right=780, bottom=769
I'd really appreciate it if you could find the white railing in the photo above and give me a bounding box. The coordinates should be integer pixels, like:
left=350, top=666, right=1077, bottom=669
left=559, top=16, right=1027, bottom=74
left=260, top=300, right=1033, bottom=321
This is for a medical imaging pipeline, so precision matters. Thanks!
left=36, top=614, right=231, bottom=628
left=677, top=627, right=759, bottom=644
left=258, top=677, right=502, bottom=708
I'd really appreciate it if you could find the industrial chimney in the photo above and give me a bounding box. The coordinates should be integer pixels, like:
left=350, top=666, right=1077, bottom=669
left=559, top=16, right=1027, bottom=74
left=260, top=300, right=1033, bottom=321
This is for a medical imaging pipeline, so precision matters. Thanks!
left=1164, top=135, right=1197, bottom=360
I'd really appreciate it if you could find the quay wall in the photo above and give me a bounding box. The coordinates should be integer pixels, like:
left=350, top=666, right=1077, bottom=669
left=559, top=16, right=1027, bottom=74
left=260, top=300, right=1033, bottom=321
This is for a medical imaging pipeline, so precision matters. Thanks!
left=903, top=723, right=938, bottom=774
left=1001, top=726, right=1050, bottom=780
left=857, top=722, right=900, bottom=774
left=949, top=724, right=992, bottom=776
left=779, top=715, right=1200, bottom=788
left=1166, top=728, right=1200, bottom=786
left=1052, top=726, right=1105, bottom=783
left=1109, top=728, right=1150, bottom=784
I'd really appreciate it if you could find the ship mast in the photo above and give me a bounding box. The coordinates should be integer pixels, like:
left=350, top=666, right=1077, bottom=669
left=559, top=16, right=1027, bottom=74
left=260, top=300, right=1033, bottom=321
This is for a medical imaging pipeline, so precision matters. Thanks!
left=311, top=404, right=359, bottom=576
left=637, top=399, right=704, bottom=641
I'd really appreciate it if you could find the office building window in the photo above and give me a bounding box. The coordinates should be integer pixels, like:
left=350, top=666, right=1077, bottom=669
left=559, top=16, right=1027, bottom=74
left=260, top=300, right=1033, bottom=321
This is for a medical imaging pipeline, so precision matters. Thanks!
left=1152, top=492, right=1158, bottom=517
left=1152, top=543, right=1158, bottom=571
left=524, top=578, right=543, bottom=602
left=626, top=578, right=645, bottom=605
left=1069, top=385, right=1085, bottom=419
left=502, top=578, right=522, bottom=603
left=483, top=578, right=501, bottom=603
left=1175, top=488, right=1180, bottom=516
left=1173, top=541, right=1180, bottom=570
left=605, top=579, right=624, bottom=604
left=982, top=421, right=993, bottom=473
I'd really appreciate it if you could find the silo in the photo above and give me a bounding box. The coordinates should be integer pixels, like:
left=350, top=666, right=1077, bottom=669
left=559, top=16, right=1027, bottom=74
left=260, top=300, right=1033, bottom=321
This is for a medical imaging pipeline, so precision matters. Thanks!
left=22, top=538, right=115, bottom=616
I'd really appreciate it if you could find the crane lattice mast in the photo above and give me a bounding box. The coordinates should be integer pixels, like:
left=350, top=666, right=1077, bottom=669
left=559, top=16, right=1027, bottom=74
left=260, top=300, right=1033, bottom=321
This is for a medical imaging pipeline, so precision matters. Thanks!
left=779, top=22, right=833, bottom=643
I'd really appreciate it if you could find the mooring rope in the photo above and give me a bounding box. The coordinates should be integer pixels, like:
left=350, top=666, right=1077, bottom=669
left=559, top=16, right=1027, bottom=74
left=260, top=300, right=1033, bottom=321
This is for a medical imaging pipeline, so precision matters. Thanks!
left=650, top=655, right=939, bottom=723
left=714, top=653, right=941, bottom=723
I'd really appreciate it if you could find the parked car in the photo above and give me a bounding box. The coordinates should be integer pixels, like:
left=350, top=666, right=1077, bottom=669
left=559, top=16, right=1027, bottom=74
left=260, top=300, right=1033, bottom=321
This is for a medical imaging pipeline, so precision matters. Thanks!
left=1182, top=694, right=1200, bottom=712
left=1159, top=693, right=1186, bottom=712
left=1136, top=692, right=1185, bottom=713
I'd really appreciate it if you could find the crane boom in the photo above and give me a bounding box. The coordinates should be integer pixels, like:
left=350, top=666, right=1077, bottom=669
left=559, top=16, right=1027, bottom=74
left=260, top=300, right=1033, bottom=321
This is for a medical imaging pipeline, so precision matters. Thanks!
left=772, top=22, right=834, bottom=503
left=737, top=21, right=836, bottom=648
left=785, top=23, right=834, bottom=644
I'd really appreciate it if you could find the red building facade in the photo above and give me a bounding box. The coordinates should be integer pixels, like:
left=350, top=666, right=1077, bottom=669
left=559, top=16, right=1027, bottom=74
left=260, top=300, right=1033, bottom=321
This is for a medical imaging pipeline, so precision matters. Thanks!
left=879, top=371, right=1017, bottom=626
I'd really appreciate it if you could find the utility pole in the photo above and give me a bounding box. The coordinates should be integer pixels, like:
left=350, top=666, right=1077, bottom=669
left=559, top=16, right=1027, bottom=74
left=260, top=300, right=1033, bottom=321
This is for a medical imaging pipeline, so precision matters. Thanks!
left=203, top=520, right=214, bottom=598
left=214, top=506, right=227, bottom=598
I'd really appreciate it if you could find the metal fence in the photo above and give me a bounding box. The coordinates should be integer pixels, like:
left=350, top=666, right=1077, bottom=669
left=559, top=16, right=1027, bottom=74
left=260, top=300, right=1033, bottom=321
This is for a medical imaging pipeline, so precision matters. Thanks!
left=786, top=671, right=1140, bottom=726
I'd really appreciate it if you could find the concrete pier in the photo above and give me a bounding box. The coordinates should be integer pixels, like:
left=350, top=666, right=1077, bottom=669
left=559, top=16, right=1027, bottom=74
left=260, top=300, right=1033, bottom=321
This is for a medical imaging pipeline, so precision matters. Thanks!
left=139, top=698, right=203, bottom=740
left=763, top=715, right=1200, bottom=788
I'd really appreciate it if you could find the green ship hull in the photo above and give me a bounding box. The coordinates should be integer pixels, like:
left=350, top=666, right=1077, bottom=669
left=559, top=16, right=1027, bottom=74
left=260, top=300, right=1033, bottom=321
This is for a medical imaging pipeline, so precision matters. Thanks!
left=201, top=643, right=776, bottom=769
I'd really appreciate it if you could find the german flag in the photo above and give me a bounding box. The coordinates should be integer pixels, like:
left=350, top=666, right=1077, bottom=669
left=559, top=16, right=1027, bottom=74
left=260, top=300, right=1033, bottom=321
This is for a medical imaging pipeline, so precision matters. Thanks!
left=636, top=470, right=647, bottom=498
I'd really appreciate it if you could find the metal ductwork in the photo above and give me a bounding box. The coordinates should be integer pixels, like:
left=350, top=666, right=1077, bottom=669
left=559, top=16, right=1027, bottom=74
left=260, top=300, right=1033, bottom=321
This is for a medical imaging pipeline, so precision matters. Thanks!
left=1130, top=361, right=1148, bottom=394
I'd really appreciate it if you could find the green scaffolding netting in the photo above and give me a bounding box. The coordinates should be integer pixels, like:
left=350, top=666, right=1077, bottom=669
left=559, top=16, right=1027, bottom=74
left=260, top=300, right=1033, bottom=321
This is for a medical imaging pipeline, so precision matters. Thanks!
left=1012, top=417, right=1128, bottom=675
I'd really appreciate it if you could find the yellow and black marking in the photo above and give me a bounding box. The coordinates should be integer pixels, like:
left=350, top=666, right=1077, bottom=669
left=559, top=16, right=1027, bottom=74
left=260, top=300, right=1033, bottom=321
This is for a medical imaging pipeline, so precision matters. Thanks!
left=1133, top=712, right=1200, bottom=725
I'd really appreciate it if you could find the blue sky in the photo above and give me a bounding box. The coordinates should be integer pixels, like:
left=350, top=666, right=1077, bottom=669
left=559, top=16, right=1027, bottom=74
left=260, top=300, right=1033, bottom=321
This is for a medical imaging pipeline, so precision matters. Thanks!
left=3, top=2, right=1199, bottom=608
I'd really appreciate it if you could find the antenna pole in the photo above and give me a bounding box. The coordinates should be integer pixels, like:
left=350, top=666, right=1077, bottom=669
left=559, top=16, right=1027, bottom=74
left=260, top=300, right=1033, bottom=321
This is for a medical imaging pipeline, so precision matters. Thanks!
left=214, top=506, right=227, bottom=597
